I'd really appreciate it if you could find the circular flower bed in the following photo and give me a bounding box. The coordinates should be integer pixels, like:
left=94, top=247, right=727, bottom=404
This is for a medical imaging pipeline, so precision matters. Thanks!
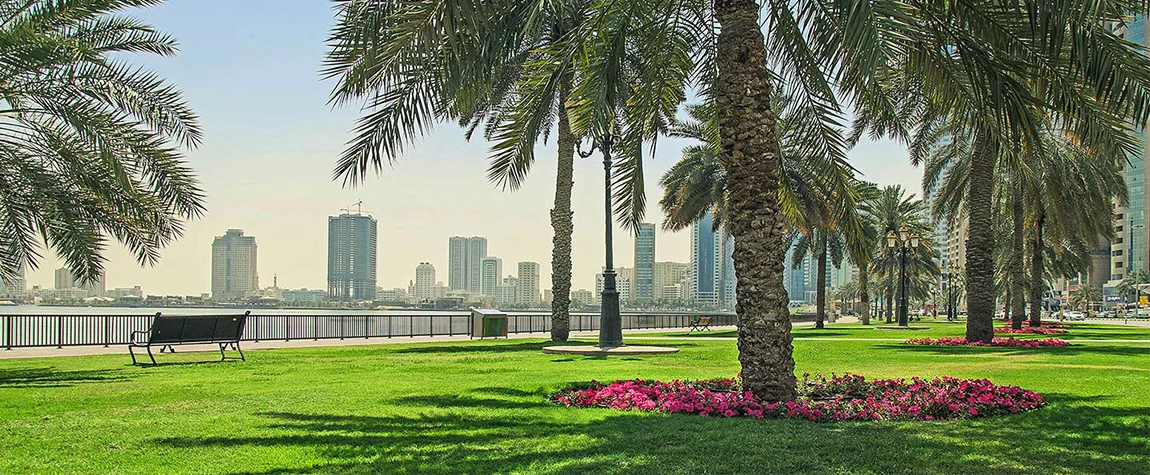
left=906, top=337, right=1070, bottom=347
left=994, top=327, right=1067, bottom=335
left=551, top=373, right=1044, bottom=422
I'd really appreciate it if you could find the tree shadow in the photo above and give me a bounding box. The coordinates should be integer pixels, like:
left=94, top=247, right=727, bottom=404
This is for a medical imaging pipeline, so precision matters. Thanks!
left=0, top=367, right=133, bottom=388
left=394, top=341, right=558, bottom=354
left=153, top=390, right=1148, bottom=474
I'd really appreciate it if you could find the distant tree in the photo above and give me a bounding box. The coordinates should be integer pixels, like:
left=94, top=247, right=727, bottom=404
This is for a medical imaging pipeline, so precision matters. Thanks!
left=0, top=0, right=204, bottom=284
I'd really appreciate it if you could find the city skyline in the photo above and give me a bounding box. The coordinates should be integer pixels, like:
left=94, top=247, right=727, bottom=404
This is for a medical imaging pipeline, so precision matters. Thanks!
left=13, top=1, right=923, bottom=296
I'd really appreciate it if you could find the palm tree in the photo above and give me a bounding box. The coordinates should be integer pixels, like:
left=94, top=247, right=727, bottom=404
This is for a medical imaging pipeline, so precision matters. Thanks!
left=864, top=186, right=930, bottom=324
left=657, top=97, right=858, bottom=333
left=1116, top=270, right=1150, bottom=311
left=324, top=0, right=601, bottom=341
left=1071, top=285, right=1102, bottom=314
left=852, top=2, right=1150, bottom=343
left=0, top=0, right=204, bottom=284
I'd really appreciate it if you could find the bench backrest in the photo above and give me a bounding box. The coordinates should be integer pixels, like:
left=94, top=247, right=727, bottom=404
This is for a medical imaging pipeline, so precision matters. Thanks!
left=697, top=316, right=712, bottom=325
left=148, top=312, right=250, bottom=344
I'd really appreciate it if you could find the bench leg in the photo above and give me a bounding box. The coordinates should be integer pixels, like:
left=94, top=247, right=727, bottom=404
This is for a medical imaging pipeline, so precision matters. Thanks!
left=218, top=343, right=228, bottom=361
left=129, top=345, right=138, bottom=365
left=146, top=344, right=157, bottom=365
left=235, top=342, right=245, bottom=361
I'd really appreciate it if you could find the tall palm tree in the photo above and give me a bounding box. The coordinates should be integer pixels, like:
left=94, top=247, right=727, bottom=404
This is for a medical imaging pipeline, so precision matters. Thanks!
left=1116, top=270, right=1150, bottom=311
left=324, top=0, right=599, bottom=341
left=864, top=186, right=930, bottom=324
left=657, top=96, right=859, bottom=333
left=0, top=0, right=204, bottom=284
left=853, top=1, right=1150, bottom=342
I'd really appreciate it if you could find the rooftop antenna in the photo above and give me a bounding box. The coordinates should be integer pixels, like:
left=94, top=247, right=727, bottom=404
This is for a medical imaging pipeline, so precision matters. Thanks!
left=345, top=200, right=371, bottom=216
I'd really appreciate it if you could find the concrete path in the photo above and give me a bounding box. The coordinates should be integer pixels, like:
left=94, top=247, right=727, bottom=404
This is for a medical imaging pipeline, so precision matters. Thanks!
left=0, top=325, right=744, bottom=360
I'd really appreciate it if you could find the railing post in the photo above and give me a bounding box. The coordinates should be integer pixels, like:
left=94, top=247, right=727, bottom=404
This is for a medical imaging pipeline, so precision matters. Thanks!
left=409, top=315, right=414, bottom=338
left=284, top=315, right=290, bottom=342
left=364, top=315, right=369, bottom=339
left=104, top=316, right=110, bottom=347
left=340, top=316, right=345, bottom=340
left=449, top=316, right=454, bottom=336
left=5, top=315, right=11, bottom=350
left=313, top=316, right=318, bottom=341
left=388, top=316, right=392, bottom=338
left=57, top=316, right=64, bottom=348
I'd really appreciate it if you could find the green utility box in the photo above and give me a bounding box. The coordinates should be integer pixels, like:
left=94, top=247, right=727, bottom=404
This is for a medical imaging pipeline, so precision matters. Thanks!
left=470, top=308, right=508, bottom=339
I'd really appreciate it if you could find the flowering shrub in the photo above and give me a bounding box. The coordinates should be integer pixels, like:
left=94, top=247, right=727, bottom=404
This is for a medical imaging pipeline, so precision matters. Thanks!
left=994, top=327, right=1067, bottom=335
left=551, top=373, right=1045, bottom=422
left=905, top=337, right=1070, bottom=347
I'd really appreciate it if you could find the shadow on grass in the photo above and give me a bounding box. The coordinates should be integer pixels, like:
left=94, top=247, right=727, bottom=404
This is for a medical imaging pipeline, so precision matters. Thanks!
left=0, top=366, right=133, bottom=388
left=394, top=341, right=559, bottom=354
left=155, top=391, right=1148, bottom=475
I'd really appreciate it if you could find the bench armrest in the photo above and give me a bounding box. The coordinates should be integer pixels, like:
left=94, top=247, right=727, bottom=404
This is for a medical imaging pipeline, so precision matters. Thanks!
left=130, top=330, right=149, bottom=345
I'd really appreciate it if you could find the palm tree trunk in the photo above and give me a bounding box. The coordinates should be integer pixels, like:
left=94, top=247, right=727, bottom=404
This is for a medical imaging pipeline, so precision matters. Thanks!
left=549, top=79, right=575, bottom=342
left=965, top=130, right=996, bottom=343
left=1028, top=212, right=1045, bottom=327
left=815, top=234, right=827, bottom=329
left=860, top=265, right=871, bottom=325
left=715, top=0, right=795, bottom=401
left=1010, top=188, right=1026, bottom=330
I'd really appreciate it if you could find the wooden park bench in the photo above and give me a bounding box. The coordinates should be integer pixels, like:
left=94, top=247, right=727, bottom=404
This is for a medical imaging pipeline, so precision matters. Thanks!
left=690, top=316, right=712, bottom=332
left=129, top=312, right=250, bottom=365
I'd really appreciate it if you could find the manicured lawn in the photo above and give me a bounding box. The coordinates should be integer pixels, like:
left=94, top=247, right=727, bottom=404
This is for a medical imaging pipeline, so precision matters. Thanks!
left=1, top=325, right=1147, bottom=474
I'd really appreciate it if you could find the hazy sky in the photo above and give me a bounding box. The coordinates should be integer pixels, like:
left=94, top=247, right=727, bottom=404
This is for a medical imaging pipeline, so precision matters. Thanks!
left=23, top=1, right=924, bottom=295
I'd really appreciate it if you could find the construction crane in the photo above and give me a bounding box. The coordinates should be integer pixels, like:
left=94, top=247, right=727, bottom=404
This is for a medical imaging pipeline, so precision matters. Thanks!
left=341, top=200, right=372, bottom=216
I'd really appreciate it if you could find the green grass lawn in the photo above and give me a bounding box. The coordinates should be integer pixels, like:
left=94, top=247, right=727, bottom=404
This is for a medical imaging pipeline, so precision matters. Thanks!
left=1, top=324, right=1148, bottom=474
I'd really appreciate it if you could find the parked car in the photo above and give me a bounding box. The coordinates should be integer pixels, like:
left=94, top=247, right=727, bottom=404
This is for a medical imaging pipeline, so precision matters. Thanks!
left=1063, top=311, right=1086, bottom=321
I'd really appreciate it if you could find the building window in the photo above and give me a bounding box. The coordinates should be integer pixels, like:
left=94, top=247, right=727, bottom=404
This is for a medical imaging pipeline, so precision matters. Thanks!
left=1113, top=274, right=1124, bottom=280
left=1116, top=225, right=1124, bottom=233
left=1114, top=250, right=1125, bottom=256
left=1116, top=238, right=1125, bottom=244
left=1116, top=213, right=1124, bottom=220
left=1117, top=262, right=1124, bottom=268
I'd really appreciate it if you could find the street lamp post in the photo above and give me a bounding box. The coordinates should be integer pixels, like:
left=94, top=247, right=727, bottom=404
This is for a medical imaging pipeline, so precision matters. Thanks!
left=580, top=135, right=623, bottom=348
left=886, top=225, right=921, bottom=327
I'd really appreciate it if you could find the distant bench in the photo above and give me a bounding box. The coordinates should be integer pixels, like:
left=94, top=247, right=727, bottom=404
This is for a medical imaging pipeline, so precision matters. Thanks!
left=129, top=312, right=250, bottom=365
left=690, top=316, right=712, bottom=332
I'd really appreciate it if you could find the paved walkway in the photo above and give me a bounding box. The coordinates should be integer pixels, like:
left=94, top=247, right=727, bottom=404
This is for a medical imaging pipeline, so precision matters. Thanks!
left=0, top=325, right=744, bottom=360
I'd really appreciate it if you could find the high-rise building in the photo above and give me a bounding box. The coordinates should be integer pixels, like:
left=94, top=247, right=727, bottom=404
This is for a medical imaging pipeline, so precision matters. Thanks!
left=0, top=264, right=26, bottom=298
left=571, top=289, right=595, bottom=306
left=634, top=223, right=656, bottom=302
left=597, top=272, right=633, bottom=302
left=516, top=261, right=540, bottom=305
left=211, top=229, right=258, bottom=301
left=653, top=261, right=689, bottom=301
left=784, top=240, right=806, bottom=303
left=480, top=257, right=502, bottom=296
left=328, top=212, right=378, bottom=301
left=448, top=236, right=488, bottom=293
left=1108, top=18, right=1148, bottom=289
left=53, top=267, right=105, bottom=296
left=415, top=262, right=436, bottom=302
left=720, top=232, right=737, bottom=308
left=497, top=276, right=518, bottom=306
left=691, top=212, right=723, bottom=305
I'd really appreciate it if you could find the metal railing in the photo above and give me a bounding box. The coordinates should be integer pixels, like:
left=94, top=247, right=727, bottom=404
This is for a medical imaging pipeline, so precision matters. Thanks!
left=1, top=312, right=737, bottom=349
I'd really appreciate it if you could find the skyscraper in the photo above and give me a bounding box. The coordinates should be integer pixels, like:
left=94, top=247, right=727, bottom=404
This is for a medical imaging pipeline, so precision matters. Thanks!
left=720, top=232, right=737, bottom=308
left=1109, top=18, right=1148, bottom=288
left=0, top=264, right=26, bottom=298
left=448, top=236, right=488, bottom=293
left=53, top=267, right=106, bottom=296
left=415, top=262, right=436, bottom=302
left=480, top=257, right=502, bottom=296
left=691, top=212, right=722, bottom=305
left=211, top=229, right=258, bottom=301
left=328, top=212, right=378, bottom=301
left=516, top=261, right=540, bottom=305
left=653, top=261, right=689, bottom=301
left=634, top=223, right=656, bottom=302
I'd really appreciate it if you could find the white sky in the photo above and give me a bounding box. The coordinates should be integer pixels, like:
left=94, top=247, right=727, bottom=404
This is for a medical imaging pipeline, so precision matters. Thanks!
left=20, top=1, right=924, bottom=295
